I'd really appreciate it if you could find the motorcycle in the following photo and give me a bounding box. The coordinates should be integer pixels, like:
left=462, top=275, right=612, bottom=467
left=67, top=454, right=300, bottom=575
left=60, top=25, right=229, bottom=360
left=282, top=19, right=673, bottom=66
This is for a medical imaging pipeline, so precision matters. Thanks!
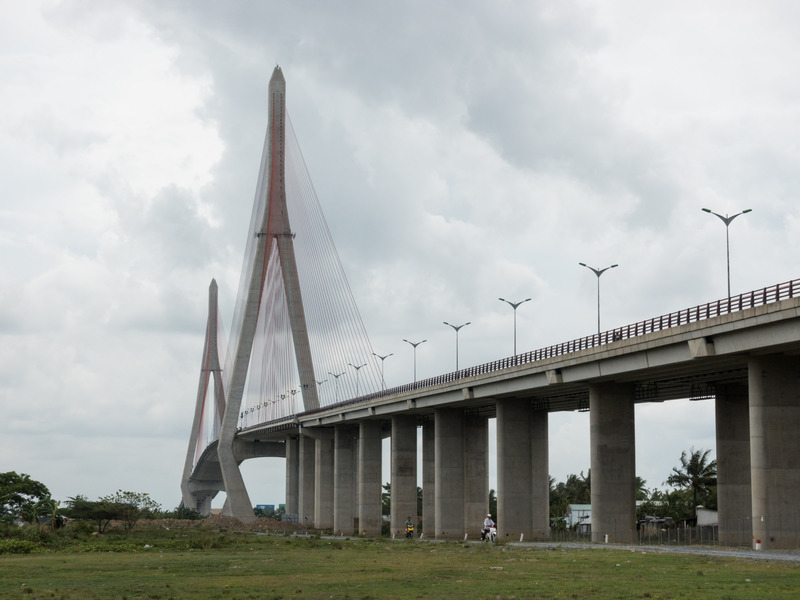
left=405, top=523, right=414, bottom=539
left=482, top=525, right=497, bottom=542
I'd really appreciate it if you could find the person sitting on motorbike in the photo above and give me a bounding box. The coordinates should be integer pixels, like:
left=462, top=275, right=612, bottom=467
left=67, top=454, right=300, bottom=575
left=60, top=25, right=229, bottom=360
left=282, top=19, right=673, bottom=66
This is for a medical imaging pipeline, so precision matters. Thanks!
left=482, top=514, right=495, bottom=541
left=405, top=516, right=414, bottom=538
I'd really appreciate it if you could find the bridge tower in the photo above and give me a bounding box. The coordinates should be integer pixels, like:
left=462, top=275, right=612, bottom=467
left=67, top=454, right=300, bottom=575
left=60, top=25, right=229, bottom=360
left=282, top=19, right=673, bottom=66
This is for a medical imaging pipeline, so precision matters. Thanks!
left=181, top=279, right=226, bottom=514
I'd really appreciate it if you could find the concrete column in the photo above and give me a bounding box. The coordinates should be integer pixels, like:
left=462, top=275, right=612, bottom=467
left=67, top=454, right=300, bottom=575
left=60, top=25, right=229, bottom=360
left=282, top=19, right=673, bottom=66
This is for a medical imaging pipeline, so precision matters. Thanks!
left=391, top=415, right=417, bottom=536
left=531, top=409, right=550, bottom=541
left=749, top=355, right=800, bottom=550
left=284, top=435, right=299, bottom=523
left=358, top=421, right=383, bottom=537
left=715, top=383, right=752, bottom=546
left=496, top=398, right=533, bottom=540
left=435, top=408, right=465, bottom=539
left=334, top=425, right=358, bottom=535
left=198, top=495, right=212, bottom=516
left=590, top=383, right=636, bottom=544
left=315, top=436, right=334, bottom=529
left=464, top=414, right=489, bottom=539
left=422, top=419, right=436, bottom=537
left=298, top=435, right=316, bottom=527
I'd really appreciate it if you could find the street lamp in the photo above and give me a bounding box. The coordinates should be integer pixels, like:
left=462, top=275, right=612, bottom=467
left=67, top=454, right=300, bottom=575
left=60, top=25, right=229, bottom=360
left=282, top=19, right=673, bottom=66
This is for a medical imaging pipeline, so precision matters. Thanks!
left=702, top=208, right=752, bottom=298
left=328, top=371, right=345, bottom=402
left=372, top=352, right=393, bottom=390
left=498, top=297, right=531, bottom=355
left=348, top=362, right=367, bottom=397
left=443, top=321, right=471, bottom=370
left=402, top=339, right=427, bottom=383
left=579, top=263, right=618, bottom=334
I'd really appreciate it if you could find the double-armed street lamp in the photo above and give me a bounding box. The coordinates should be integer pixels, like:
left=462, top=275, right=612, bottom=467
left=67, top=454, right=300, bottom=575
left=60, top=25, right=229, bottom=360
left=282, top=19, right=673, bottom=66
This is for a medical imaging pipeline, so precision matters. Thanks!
left=402, top=339, right=427, bottom=383
left=328, top=371, right=345, bottom=402
left=701, top=207, right=752, bottom=298
left=443, top=321, right=470, bottom=370
left=348, top=362, right=367, bottom=397
left=579, top=262, right=618, bottom=335
left=372, top=352, right=393, bottom=390
left=498, top=297, right=531, bottom=356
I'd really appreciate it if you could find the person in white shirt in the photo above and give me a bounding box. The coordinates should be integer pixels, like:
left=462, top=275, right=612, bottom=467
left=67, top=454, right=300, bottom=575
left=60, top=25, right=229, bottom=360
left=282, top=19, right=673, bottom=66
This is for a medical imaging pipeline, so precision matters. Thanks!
left=482, top=514, right=495, bottom=540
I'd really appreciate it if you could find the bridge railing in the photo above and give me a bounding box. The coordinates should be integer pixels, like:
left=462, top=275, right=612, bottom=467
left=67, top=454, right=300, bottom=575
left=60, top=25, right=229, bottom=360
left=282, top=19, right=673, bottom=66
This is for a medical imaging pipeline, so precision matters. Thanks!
left=301, top=278, right=799, bottom=415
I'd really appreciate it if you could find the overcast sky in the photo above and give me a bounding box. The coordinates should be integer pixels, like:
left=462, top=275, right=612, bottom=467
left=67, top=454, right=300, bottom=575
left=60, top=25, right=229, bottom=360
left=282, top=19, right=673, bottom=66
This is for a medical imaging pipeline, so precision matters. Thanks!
left=3, top=1, right=799, bottom=511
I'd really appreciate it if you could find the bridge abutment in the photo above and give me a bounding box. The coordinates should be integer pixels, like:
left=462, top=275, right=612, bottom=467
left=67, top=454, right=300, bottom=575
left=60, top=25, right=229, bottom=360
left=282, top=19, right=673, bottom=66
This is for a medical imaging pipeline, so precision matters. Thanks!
left=715, top=383, right=752, bottom=546
left=590, top=383, right=636, bottom=544
left=748, top=354, right=800, bottom=550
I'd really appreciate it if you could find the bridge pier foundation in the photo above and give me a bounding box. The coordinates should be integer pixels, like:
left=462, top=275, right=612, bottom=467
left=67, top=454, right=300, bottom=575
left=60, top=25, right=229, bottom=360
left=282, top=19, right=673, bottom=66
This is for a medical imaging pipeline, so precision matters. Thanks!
left=358, top=421, right=383, bottom=536
left=715, top=383, right=752, bottom=546
left=749, top=354, right=800, bottom=550
left=298, top=435, right=316, bottom=528
left=590, top=383, right=636, bottom=544
left=391, top=415, right=417, bottom=537
left=334, top=425, right=358, bottom=535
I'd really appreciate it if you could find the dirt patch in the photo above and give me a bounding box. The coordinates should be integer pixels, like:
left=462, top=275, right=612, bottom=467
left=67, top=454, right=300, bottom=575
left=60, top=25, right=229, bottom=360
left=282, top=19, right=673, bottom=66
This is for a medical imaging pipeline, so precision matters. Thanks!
left=134, top=515, right=308, bottom=533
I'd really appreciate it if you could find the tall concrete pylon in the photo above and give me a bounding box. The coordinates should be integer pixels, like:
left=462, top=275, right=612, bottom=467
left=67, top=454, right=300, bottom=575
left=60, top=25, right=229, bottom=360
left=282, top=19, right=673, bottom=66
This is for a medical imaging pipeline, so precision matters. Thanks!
left=216, top=66, right=319, bottom=522
left=181, top=279, right=225, bottom=514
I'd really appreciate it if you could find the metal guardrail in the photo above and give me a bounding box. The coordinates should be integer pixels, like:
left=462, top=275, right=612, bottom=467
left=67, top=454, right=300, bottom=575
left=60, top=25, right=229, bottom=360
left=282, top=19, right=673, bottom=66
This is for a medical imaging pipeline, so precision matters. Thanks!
left=317, top=278, right=799, bottom=413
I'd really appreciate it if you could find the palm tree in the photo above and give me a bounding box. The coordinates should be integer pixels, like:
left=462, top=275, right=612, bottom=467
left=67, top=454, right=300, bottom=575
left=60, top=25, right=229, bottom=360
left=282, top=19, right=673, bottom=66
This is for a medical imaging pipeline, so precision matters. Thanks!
left=666, top=447, right=717, bottom=508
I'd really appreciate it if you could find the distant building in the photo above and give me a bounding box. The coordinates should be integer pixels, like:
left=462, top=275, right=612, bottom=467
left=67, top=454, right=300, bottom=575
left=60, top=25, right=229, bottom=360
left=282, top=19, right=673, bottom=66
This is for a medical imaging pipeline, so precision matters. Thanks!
left=566, top=504, right=591, bottom=532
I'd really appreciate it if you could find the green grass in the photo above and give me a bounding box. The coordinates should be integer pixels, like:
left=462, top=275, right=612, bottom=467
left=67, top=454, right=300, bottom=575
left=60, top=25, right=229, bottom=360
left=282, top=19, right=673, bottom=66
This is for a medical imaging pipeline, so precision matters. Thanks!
left=1, top=530, right=799, bottom=599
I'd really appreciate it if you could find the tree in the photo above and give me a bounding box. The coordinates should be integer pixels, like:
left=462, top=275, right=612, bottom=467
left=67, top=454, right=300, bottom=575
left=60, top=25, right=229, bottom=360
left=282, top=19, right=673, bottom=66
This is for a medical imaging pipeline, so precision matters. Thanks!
left=488, top=489, right=497, bottom=519
left=0, top=472, right=53, bottom=524
left=64, top=495, right=117, bottom=533
left=100, top=491, right=161, bottom=533
left=666, top=447, right=717, bottom=510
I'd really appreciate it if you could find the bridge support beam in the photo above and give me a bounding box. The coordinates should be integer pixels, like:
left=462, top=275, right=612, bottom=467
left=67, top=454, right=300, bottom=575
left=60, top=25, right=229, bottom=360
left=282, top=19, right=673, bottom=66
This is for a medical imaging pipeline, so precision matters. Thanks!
left=497, top=399, right=549, bottom=541
left=298, top=435, right=316, bottom=528
left=435, top=408, right=465, bottom=539
left=334, top=425, right=358, bottom=535
left=315, top=436, right=334, bottom=530
left=284, top=435, right=299, bottom=523
left=464, top=414, right=489, bottom=539
left=421, top=419, right=435, bottom=537
left=391, top=415, right=417, bottom=537
left=590, top=383, right=636, bottom=544
left=715, top=383, right=752, bottom=546
left=749, top=354, right=800, bottom=550
left=358, top=421, right=383, bottom=537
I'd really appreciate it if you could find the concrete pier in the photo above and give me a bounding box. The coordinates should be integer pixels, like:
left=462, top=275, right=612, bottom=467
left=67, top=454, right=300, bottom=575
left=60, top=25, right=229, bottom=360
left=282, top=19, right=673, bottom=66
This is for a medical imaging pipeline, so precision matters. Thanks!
left=749, top=355, right=800, bottom=550
left=590, top=383, right=636, bottom=544
left=464, top=414, right=489, bottom=538
left=358, top=421, right=383, bottom=536
left=315, top=435, right=334, bottom=529
left=434, top=408, right=465, bottom=539
left=284, top=435, right=299, bottom=521
left=422, top=419, right=435, bottom=537
left=298, top=435, right=316, bottom=527
left=391, top=415, right=417, bottom=536
left=715, top=383, right=752, bottom=546
left=496, top=398, right=533, bottom=540
left=334, top=425, right=358, bottom=535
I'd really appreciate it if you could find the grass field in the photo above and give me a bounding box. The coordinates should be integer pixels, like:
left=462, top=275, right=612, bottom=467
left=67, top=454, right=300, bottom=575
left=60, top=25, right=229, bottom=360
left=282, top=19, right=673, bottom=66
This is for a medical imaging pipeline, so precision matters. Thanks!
left=2, top=528, right=799, bottom=599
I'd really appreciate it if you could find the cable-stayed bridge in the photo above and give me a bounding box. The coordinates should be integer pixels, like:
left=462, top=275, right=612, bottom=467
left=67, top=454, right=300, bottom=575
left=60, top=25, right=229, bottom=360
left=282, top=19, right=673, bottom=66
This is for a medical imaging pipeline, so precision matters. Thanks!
left=182, top=67, right=800, bottom=550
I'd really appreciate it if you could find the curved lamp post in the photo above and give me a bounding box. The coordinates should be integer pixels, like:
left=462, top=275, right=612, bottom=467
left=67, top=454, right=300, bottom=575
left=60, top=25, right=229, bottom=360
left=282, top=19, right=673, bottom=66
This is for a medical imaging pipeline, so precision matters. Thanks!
left=348, top=362, right=367, bottom=397
left=579, top=263, right=618, bottom=334
left=402, top=339, right=427, bottom=383
left=372, top=352, right=393, bottom=390
left=443, top=321, right=471, bottom=370
left=328, top=371, right=345, bottom=402
left=499, top=297, right=531, bottom=355
left=702, top=208, right=752, bottom=298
